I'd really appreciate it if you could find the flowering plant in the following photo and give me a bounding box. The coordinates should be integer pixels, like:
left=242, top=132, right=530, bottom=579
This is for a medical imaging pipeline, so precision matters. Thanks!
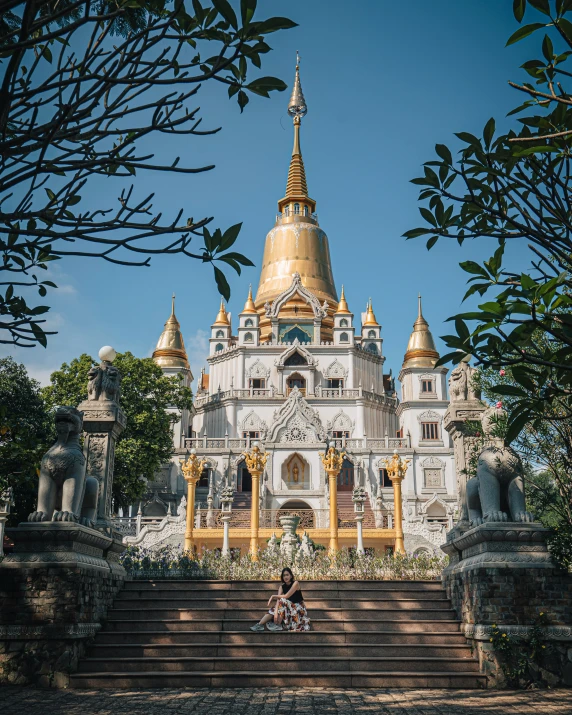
left=120, top=544, right=447, bottom=581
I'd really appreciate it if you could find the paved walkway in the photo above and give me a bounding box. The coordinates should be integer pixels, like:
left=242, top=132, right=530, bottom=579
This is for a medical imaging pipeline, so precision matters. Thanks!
left=1, top=688, right=571, bottom=714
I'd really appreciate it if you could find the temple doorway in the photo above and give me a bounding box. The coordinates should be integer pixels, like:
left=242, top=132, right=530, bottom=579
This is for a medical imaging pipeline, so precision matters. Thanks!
left=337, top=458, right=355, bottom=491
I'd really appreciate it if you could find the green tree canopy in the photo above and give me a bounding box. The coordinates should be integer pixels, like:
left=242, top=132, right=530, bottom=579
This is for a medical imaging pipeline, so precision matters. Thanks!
left=405, top=0, right=572, bottom=444
left=43, top=352, right=193, bottom=508
left=0, top=357, right=53, bottom=524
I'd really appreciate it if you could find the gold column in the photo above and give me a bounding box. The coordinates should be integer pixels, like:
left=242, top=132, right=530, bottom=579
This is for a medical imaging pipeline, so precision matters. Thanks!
left=242, top=444, right=268, bottom=561
left=383, top=451, right=410, bottom=556
left=181, top=450, right=207, bottom=553
left=319, top=446, right=345, bottom=554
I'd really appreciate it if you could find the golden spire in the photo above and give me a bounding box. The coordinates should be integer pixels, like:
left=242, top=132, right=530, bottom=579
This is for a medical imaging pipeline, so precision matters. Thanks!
left=336, top=285, right=351, bottom=314
left=242, top=285, right=257, bottom=314
left=278, top=53, right=314, bottom=213
left=152, top=294, right=190, bottom=370
left=363, top=298, right=379, bottom=327
left=213, top=298, right=230, bottom=326
left=402, top=294, right=440, bottom=368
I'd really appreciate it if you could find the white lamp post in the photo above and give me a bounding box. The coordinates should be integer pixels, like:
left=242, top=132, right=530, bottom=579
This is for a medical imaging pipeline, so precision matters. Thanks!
left=352, top=486, right=366, bottom=555
left=220, top=485, right=235, bottom=557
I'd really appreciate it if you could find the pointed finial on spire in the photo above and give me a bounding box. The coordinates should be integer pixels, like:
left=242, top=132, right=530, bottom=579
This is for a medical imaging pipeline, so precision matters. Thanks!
left=288, top=51, right=307, bottom=122
left=336, top=285, right=351, bottom=314
left=403, top=294, right=440, bottom=368
left=363, top=297, right=379, bottom=327
left=214, top=298, right=230, bottom=326
left=171, top=292, right=176, bottom=316
left=242, top=284, right=257, bottom=314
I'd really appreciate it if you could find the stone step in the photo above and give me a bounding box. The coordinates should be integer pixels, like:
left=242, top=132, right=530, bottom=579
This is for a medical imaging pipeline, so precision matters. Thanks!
left=95, top=630, right=467, bottom=645
left=70, top=670, right=487, bottom=689
left=88, top=643, right=474, bottom=659
left=117, top=590, right=447, bottom=601
left=112, top=598, right=453, bottom=610
left=122, top=580, right=444, bottom=591
left=78, top=655, right=481, bottom=674
left=103, top=618, right=461, bottom=633
left=106, top=607, right=457, bottom=621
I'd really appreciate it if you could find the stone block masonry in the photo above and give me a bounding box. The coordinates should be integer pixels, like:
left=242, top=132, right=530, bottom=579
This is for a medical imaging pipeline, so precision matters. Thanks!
left=0, top=523, right=125, bottom=687
left=442, top=522, right=572, bottom=687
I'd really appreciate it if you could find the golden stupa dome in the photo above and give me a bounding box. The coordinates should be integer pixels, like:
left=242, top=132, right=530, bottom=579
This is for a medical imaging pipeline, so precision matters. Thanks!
left=152, top=295, right=190, bottom=370
left=241, top=285, right=257, bottom=314
left=363, top=298, right=379, bottom=327
left=402, top=295, right=440, bottom=368
left=213, top=298, right=230, bottom=326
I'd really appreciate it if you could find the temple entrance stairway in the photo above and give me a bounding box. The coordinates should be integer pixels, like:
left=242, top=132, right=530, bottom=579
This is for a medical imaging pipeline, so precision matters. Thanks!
left=336, top=492, right=376, bottom=527
left=71, top=580, right=485, bottom=689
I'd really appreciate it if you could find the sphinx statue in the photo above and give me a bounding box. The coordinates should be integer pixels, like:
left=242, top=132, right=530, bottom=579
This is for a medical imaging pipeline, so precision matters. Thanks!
left=466, top=406, right=534, bottom=525
left=28, top=407, right=99, bottom=525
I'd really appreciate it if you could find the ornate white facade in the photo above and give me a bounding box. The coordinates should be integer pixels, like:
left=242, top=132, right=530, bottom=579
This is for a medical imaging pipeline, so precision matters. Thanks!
left=140, top=63, right=457, bottom=553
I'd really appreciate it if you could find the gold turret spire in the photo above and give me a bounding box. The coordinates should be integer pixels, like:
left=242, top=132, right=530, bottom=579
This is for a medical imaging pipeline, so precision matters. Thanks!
left=213, top=298, right=230, bottom=326
left=152, top=294, right=190, bottom=369
left=402, top=294, right=440, bottom=368
left=254, top=54, right=337, bottom=340
left=336, top=285, right=351, bottom=314
left=278, top=53, right=315, bottom=214
left=242, top=285, right=257, bottom=314
left=363, top=298, right=379, bottom=327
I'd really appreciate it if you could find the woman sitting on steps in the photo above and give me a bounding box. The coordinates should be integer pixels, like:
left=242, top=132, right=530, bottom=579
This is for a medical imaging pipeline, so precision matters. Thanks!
left=250, top=567, right=311, bottom=632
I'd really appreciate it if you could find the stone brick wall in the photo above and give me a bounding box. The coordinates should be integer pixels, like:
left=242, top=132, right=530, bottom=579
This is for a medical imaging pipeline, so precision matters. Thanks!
left=0, top=566, right=125, bottom=686
left=444, top=567, right=572, bottom=627
left=443, top=566, right=572, bottom=687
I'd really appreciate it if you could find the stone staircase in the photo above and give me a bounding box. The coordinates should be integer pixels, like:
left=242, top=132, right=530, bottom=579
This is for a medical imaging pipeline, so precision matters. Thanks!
left=336, top=492, right=376, bottom=527
left=70, top=580, right=485, bottom=689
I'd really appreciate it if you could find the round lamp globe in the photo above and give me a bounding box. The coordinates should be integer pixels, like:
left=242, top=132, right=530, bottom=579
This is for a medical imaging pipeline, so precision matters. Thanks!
left=99, top=346, right=117, bottom=363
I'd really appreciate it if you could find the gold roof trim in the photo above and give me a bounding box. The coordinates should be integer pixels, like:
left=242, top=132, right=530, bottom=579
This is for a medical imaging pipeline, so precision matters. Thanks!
left=363, top=298, right=379, bottom=327
left=402, top=294, right=440, bottom=368
left=213, top=298, right=230, bottom=326
left=152, top=294, right=190, bottom=370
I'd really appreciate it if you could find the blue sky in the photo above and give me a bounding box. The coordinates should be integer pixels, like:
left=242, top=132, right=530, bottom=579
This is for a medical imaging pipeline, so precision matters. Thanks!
left=4, top=0, right=539, bottom=384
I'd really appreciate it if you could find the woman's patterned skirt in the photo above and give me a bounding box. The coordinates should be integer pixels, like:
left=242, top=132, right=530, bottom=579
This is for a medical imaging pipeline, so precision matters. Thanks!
left=269, top=597, right=311, bottom=632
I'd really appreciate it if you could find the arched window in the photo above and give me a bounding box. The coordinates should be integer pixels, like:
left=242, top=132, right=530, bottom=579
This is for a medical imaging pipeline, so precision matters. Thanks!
left=215, top=329, right=225, bottom=338
left=286, top=372, right=306, bottom=395
left=339, top=332, right=349, bottom=343
left=244, top=332, right=253, bottom=343
left=215, top=343, right=224, bottom=352
left=367, top=342, right=378, bottom=354
left=303, top=204, right=309, bottom=216
left=284, top=206, right=290, bottom=216
left=340, top=318, right=348, bottom=327
left=294, top=202, right=300, bottom=214
left=245, top=318, right=254, bottom=327
left=368, top=330, right=376, bottom=339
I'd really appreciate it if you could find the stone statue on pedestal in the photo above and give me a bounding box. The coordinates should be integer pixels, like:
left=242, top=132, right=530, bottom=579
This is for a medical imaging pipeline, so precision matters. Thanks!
left=466, top=406, right=534, bottom=525
left=28, top=407, right=99, bottom=525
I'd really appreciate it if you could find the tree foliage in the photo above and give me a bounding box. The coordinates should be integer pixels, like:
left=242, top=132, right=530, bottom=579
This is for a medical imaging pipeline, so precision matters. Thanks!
left=43, top=351, right=193, bottom=507
left=0, top=0, right=296, bottom=347
left=0, top=357, right=53, bottom=524
left=405, top=0, right=572, bottom=443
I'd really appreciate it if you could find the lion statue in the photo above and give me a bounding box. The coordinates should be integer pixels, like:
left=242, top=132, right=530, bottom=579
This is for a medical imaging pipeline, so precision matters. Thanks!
left=466, top=406, right=534, bottom=525
left=28, top=406, right=99, bottom=525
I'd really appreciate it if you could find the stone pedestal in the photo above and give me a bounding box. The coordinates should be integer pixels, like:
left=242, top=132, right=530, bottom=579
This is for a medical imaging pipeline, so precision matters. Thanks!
left=0, top=522, right=125, bottom=686
left=78, top=400, right=126, bottom=530
left=442, top=522, right=572, bottom=687
left=443, top=400, right=486, bottom=523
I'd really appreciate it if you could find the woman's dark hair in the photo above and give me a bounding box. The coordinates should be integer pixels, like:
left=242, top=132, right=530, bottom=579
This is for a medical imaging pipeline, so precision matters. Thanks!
left=280, top=567, right=295, bottom=585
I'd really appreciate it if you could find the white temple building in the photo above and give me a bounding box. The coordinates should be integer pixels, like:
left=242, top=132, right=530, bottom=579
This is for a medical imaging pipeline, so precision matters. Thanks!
left=132, top=60, right=457, bottom=553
